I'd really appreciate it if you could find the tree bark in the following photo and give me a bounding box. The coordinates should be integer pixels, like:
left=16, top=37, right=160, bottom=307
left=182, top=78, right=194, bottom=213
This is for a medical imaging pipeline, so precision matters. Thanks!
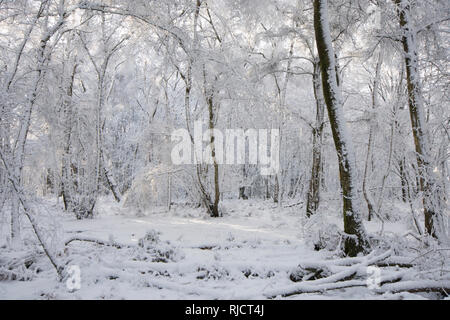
left=363, top=53, right=382, bottom=221
left=306, top=60, right=325, bottom=217
left=394, top=0, right=445, bottom=239
left=399, top=157, right=408, bottom=202
left=313, top=0, right=370, bottom=256
left=8, top=6, right=67, bottom=245
left=206, top=94, right=220, bottom=218
left=61, top=63, right=77, bottom=213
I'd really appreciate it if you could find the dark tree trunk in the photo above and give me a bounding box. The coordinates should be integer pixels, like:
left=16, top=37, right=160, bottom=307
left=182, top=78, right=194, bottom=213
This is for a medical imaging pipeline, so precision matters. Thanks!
left=239, top=166, right=248, bottom=200
left=61, top=64, right=77, bottom=213
left=363, top=54, right=382, bottom=221
left=306, top=60, right=325, bottom=217
left=394, top=0, right=444, bottom=239
left=399, top=157, right=408, bottom=203
left=313, top=0, right=370, bottom=256
left=273, top=175, right=279, bottom=204
left=206, top=94, right=220, bottom=218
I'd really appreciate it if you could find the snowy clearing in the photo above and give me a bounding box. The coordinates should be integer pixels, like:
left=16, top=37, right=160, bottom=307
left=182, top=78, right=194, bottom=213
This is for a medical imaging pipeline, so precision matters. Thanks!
left=1, top=198, right=448, bottom=300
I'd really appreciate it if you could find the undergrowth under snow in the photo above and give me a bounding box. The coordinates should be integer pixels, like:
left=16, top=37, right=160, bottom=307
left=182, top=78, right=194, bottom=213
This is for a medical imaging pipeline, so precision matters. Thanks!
left=0, top=197, right=448, bottom=300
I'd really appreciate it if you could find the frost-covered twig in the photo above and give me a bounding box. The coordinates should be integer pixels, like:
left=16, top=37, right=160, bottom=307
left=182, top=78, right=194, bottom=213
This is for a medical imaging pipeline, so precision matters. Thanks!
left=2, top=252, right=42, bottom=270
left=409, top=248, right=450, bottom=263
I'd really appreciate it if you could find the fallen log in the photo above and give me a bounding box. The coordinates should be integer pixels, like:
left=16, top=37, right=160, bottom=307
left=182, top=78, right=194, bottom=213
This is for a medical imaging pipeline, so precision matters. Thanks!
left=266, top=250, right=393, bottom=297
left=65, top=236, right=132, bottom=249
left=266, top=275, right=449, bottom=298
left=375, top=280, right=450, bottom=296
left=266, top=272, right=406, bottom=298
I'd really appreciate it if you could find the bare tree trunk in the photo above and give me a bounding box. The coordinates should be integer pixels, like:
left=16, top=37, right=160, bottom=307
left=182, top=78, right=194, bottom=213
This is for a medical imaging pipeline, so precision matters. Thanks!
left=61, top=63, right=77, bottom=212
left=0, top=148, right=63, bottom=279
left=404, top=164, right=423, bottom=236
left=362, top=127, right=376, bottom=222
left=77, top=14, right=129, bottom=216
left=363, top=53, right=382, bottom=221
left=10, top=192, right=21, bottom=248
left=167, top=173, right=172, bottom=211
left=399, top=157, right=408, bottom=203
left=239, top=166, right=248, bottom=200
left=273, top=175, right=279, bottom=204
left=8, top=6, right=67, bottom=244
left=394, top=0, right=445, bottom=239
left=376, top=104, right=396, bottom=219
left=102, top=152, right=121, bottom=203
left=4, top=2, right=46, bottom=92
left=206, top=94, right=220, bottom=218
left=313, top=0, right=370, bottom=256
left=306, top=60, right=325, bottom=217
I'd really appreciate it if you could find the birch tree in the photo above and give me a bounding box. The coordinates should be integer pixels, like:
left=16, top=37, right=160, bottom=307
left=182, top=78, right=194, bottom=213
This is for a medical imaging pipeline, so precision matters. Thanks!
left=1, top=0, right=72, bottom=246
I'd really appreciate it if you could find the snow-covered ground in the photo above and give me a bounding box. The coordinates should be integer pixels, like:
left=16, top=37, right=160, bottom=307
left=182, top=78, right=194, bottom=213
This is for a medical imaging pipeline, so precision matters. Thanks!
left=0, top=197, right=447, bottom=300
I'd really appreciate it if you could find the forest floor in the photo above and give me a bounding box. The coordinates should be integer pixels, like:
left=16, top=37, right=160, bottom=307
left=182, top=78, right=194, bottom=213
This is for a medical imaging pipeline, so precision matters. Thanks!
left=0, top=197, right=448, bottom=299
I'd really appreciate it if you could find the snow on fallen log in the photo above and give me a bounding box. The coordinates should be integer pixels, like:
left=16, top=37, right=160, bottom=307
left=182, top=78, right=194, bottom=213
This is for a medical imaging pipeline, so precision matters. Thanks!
left=375, top=257, right=415, bottom=268
left=375, top=280, right=450, bottom=295
left=64, top=236, right=133, bottom=249
left=268, top=279, right=368, bottom=297
left=264, top=272, right=443, bottom=298
left=289, top=252, right=414, bottom=279
left=265, top=250, right=393, bottom=298
left=264, top=247, right=449, bottom=298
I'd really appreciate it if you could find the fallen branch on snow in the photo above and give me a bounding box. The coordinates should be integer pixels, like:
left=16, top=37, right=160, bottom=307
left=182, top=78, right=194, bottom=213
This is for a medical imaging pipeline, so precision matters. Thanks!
left=374, top=280, right=450, bottom=295
left=267, top=272, right=407, bottom=297
left=266, top=250, right=393, bottom=297
left=64, top=236, right=133, bottom=249
left=264, top=250, right=449, bottom=298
